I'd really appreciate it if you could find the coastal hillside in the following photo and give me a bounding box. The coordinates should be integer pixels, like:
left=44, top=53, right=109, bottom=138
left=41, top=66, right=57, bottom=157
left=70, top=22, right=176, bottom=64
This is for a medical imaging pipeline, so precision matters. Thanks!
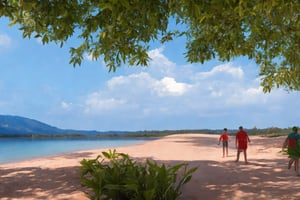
left=0, top=114, right=291, bottom=137
left=0, top=115, right=101, bottom=136
left=0, top=115, right=62, bottom=135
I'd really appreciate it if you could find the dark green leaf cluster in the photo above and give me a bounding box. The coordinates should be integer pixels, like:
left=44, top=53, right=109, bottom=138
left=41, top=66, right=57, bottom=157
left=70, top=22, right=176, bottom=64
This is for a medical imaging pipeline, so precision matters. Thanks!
left=80, top=149, right=197, bottom=200
left=1, top=0, right=299, bottom=91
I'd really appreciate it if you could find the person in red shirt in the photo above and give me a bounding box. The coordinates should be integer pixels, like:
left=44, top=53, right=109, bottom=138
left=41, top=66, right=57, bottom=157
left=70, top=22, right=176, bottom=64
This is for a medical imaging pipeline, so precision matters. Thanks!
left=235, top=126, right=251, bottom=164
left=218, top=128, right=229, bottom=157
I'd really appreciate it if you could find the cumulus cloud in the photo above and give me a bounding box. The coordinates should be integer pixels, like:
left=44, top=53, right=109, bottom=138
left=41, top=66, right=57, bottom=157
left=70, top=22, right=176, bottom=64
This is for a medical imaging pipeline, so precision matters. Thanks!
left=106, top=72, right=155, bottom=97
left=195, top=63, right=244, bottom=80
left=2, top=21, right=298, bottom=131
left=59, top=46, right=299, bottom=130
left=224, top=86, right=267, bottom=106
left=82, top=71, right=192, bottom=115
left=84, top=92, right=126, bottom=114
left=148, top=47, right=174, bottom=68
left=146, top=47, right=176, bottom=77
left=79, top=48, right=264, bottom=116
left=153, top=77, right=191, bottom=96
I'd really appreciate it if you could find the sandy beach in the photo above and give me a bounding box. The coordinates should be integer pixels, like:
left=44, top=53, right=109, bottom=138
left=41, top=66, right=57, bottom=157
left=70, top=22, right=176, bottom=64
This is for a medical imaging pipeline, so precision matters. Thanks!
left=1, top=133, right=300, bottom=200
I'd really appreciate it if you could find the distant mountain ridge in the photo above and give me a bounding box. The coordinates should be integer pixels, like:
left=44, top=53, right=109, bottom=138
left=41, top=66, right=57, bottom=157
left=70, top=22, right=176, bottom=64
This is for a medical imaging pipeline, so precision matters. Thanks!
left=0, top=114, right=290, bottom=137
left=0, top=115, right=103, bottom=136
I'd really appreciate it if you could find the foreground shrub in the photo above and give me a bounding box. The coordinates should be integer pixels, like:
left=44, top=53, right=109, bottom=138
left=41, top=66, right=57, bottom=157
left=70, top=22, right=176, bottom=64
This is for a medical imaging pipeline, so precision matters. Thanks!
left=80, top=149, right=197, bottom=200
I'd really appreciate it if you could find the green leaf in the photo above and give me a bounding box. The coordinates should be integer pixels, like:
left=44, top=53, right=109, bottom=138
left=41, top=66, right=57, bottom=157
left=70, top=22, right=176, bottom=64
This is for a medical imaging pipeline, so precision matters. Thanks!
left=2, top=0, right=299, bottom=91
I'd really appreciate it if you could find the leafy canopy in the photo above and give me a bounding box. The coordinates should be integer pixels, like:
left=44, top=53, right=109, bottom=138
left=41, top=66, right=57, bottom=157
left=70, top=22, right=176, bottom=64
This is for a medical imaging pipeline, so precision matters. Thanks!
left=0, top=0, right=299, bottom=92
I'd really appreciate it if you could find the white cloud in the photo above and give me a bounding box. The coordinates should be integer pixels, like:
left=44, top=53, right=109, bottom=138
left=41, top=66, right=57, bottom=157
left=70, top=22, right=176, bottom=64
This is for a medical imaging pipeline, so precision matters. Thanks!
left=195, top=63, right=244, bottom=80
left=153, top=77, right=191, bottom=96
left=107, top=75, right=132, bottom=89
left=225, top=86, right=267, bottom=106
left=78, top=69, right=194, bottom=119
left=106, top=72, right=155, bottom=96
left=2, top=20, right=299, bottom=131
left=51, top=45, right=300, bottom=130
left=84, top=92, right=126, bottom=114
left=0, top=34, right=12, bottom=48
left=148, top=47, right=174, bottom=66
left=109, top=72, right=191, bottom=97
left=78, top=50, right=259, bottom=118
left=147, top=47, right=176, bottom=77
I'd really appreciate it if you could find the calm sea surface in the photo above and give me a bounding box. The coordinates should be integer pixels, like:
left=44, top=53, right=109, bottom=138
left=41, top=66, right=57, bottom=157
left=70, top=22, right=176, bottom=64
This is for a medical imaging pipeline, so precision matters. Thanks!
left=0, top=137, right=156, bottom=164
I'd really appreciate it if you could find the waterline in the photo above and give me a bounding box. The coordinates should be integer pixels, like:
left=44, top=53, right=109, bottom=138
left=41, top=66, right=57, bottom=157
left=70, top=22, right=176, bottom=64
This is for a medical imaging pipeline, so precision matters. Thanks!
left=0, top=137, right=155, bottom=164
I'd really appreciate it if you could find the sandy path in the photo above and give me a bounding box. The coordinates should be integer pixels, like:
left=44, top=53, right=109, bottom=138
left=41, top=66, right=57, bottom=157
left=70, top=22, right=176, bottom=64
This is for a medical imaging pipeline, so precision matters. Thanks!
left=1, top=134, right=299, bottom=200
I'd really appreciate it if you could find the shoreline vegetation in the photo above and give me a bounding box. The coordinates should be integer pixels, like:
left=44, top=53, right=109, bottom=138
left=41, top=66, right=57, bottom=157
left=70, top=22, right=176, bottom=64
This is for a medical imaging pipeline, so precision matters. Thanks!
left=0, top=127, right=293, bottom=138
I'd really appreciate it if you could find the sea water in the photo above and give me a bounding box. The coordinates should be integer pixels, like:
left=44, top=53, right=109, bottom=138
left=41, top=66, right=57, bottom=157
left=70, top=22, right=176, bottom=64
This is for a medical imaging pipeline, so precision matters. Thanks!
left=0, top=137, right=155, bottom=164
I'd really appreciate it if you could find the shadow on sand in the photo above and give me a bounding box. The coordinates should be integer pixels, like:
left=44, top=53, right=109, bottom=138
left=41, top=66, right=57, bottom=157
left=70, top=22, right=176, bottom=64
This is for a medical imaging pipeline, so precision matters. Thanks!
left=1, top=135, right=299, bottom=200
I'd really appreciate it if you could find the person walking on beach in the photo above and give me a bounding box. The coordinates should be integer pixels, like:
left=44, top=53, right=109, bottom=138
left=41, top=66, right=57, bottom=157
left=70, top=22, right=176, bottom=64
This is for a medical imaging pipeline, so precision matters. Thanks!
left=235, top=126, right=250, bottom=164
left=218, top=128, right=229, bottom=157
left=282, top=126, right=300, bottom=174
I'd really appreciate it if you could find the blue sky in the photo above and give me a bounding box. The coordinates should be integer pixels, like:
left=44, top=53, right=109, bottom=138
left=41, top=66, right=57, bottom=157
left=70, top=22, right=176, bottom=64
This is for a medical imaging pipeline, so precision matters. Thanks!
left=0, top=18, right=299, bottom=131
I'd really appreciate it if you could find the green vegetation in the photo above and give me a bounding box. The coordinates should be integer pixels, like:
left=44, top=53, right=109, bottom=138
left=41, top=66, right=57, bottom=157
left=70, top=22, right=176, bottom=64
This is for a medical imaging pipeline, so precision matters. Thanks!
left=133, top=127, right=293, bottom=138
left=80, top=149, right=197, bottom=200
left=0, top=127, right=294, bottom=138
left=1, top=1, right=299, bottom=92
left=246, top=127, right=291, bottom=137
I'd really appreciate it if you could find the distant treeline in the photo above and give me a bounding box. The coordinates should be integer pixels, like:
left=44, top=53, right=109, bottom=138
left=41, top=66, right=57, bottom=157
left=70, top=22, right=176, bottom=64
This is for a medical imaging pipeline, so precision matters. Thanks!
left=244, top=127, right=292, bottom=137
left=0, top=127, right=294, bottom=138
left=131, top=127, right=292, bottom=137
left=50, top=127, right=294, bottom=138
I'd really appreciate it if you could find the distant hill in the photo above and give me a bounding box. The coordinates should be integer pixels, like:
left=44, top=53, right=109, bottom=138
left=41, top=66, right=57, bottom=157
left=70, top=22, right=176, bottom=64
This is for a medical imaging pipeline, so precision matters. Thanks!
left=0, top=114, right=171, bottom=137
left=0, top=114, right=290, bottom=137
left=0, top=115, right=103, bottom=136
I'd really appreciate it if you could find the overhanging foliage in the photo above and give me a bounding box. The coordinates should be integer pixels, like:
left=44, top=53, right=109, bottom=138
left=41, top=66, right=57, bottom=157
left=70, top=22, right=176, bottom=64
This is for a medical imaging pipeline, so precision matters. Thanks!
left=0, top=0, right=299, bottom=92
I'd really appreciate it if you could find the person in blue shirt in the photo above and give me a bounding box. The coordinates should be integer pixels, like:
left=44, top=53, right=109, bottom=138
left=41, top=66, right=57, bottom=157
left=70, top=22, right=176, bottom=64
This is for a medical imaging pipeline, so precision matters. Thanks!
left=282, top=126, right=300, bottom=173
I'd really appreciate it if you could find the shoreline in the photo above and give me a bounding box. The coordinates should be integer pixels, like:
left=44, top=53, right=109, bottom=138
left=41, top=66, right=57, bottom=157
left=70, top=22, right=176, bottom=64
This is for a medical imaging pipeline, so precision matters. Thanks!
left=0, top=137, right=156, bottom=165
left=1, top=133, right=300, bottom=199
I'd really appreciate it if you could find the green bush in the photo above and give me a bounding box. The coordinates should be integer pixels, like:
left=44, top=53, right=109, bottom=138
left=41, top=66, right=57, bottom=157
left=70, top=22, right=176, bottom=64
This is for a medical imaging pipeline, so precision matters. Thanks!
left=80, top=149, right=197, bottom=200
